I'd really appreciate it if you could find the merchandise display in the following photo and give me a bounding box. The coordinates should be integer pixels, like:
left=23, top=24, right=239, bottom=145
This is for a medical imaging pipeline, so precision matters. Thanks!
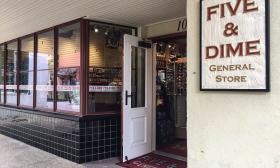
left=87, top=22, right=133, bottom=113
left=88, top=67, right=122, bottom=86
left=155, top=38, right=187, bottom=148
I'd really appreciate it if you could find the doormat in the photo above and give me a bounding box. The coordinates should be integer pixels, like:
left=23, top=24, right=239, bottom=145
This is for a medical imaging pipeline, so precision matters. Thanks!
left=117, top=153, right=187, bottom=168
left=160, top=140, right=187, bottom=157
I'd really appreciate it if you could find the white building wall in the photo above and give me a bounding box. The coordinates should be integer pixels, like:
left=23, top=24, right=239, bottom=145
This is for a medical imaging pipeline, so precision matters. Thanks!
left=187, top=0, right=280, bottom=168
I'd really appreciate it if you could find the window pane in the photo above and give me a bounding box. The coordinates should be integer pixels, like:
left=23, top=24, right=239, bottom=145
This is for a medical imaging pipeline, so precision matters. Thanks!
left=88, top=92, right=121, bottom=112
left=19, top=71, right=33, bottom=106
left=57, top=67, right=80, bottom=112
left=7, top=42, right=17, bottom=105
left=37, top=30, right=54, bottom=110
left=58, top=23, right=80, bottom=68
left=36, top=70, right=54, bottom=110
left=131, top=46, right=146, bottom=108
left=21, top=36, right=34, bottom=71
left=88, top=22, right=132, bottom=113
left=19, top=36, right=34, bottom=107
left=0, top=45, right=4, bottom=103
left=57, top=23, right=80, bottom=112
left=7, top=42, right=17, bottom=73
left=38, top=31, right=54, bottom=70
left=6, top=72, right=17, bottom=105
left=0, top=45, right=4, bottom=79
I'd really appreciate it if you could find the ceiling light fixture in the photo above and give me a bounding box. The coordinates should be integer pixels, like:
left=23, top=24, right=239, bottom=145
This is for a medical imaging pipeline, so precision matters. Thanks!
left=105, top=30, right=109, bottom=35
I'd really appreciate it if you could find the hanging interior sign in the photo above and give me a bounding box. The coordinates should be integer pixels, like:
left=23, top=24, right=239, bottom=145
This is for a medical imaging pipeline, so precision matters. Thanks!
left=200, top=0, right=269, bottom=91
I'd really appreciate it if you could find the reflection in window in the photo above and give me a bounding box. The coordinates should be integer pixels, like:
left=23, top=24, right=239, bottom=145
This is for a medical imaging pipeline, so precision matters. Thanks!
left=36, top=31, right=54, bottom=110
left=20, top=36, right=34, bottom=107
left=57, top=23, right=80, bottom=112
left=88, top=22, right=133, bottom=112
left=131, top=47, right=146, bottom=108
left=7, top=42, right=18, bottom=105
left=0, top=45, right=4, bottom=103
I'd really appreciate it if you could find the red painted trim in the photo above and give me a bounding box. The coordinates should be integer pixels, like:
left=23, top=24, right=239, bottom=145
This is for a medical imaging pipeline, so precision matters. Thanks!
left=17, top=39, right=20, bottom=106
left=3, top=43, right=7, bottom=104
left=33, top=34, right=38, bottom=109
left=54, top=27, right=58, bottom=112
left=80, top=20, right=89, bottom=116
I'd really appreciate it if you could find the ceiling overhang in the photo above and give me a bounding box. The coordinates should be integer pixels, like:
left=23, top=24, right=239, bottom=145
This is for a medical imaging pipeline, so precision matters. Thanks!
left=0, top=0, right=186, bottom=43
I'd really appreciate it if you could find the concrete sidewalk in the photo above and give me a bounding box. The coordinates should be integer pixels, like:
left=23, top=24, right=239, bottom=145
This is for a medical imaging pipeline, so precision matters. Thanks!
left=0, top=134, right=121, bottom=168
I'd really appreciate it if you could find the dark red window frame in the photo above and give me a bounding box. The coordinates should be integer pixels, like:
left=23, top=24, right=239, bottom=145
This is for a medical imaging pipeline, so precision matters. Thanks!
left=0, top=18, right=136, bottom=117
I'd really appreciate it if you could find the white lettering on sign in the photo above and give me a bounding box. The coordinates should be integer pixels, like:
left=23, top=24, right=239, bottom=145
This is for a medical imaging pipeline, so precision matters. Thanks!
left=57, top=85, right=80, bottom=92
left=89, top=86, right=121, bottom=92
left=201, top=0, right=268, bottom=90
left=36, top=85, right=53, bottom=91
left=6, top=85, right=17, bottom=90
left=2, top=85, right=121, bottom=92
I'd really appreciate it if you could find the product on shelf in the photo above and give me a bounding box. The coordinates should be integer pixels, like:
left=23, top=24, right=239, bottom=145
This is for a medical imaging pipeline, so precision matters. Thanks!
left=155, top=43, right=186, bottom=96
left=88, top=67, right=122, bottom=86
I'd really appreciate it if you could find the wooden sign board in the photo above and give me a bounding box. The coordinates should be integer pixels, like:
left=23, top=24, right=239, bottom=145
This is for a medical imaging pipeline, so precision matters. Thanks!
left=200, top=0, right=269, bottom=91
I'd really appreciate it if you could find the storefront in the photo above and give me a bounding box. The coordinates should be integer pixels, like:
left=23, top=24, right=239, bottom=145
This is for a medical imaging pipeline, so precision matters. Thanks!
left=0, top=14, right=187, bottom=164
left=0, top=19, right=128, bottom=163
left=187, top=0, right=280, bottom=168
left=122, top=18, right=187, bottom=163
left=4, top=0, right=279, bottom=167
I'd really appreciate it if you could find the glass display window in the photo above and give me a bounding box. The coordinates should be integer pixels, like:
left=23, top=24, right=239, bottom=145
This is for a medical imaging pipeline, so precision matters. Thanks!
left=36, top=30, right=54, bottom=110
left=19, top=36, right=34, bottom=107
left=88, top=22, right=134, bottom=113
left=57, top=23, right=81, bottom=112
left=0, top=45, right=4, bottom=103
left=0, top=19, right=137, bottom=116
left=6, top=41, right=18, bottom=105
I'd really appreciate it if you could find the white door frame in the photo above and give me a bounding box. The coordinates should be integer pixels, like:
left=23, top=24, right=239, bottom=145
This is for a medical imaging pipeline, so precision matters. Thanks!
left=152, top=43, right=157, bottom=152
left=122, top=35, right=153, bottom=162
left=121, top=39, right=159, bottom=160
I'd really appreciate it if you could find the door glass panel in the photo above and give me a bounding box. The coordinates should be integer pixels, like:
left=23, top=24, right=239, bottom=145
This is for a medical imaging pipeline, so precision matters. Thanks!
left=131, top=46, right=146, bottom=108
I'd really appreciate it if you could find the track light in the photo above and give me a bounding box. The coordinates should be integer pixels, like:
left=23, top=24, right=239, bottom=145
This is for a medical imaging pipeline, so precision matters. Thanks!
left=104, top=30, right=109, bottom=35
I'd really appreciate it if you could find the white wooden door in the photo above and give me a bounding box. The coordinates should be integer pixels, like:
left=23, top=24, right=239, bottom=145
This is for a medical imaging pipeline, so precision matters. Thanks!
left=122, top=34, right=153, bottom=162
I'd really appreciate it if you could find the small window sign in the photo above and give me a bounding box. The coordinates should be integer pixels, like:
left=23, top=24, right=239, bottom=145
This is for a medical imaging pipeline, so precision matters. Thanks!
left=200, top=0, right=270, bottom=91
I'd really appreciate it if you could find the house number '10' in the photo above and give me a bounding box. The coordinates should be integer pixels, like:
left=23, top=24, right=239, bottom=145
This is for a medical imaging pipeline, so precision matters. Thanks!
left=177, top=19, right=187, bottom=31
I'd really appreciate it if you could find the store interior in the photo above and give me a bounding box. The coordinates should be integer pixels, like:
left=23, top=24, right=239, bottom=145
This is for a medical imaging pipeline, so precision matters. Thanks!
left=87, top=22, right=134, bottom=113
left=86, top=21, right=187, bottom=158
left=154, top=34, right=187, bottom=158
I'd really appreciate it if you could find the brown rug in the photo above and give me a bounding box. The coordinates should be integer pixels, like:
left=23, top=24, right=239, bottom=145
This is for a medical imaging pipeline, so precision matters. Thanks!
left=159, top=140, right=187, bottom=157
left=117, top=153, right=187, bottom=168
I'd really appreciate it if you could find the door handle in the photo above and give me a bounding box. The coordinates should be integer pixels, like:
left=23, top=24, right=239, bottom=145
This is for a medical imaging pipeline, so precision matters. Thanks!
left=125, top=90, right=132, bottom=105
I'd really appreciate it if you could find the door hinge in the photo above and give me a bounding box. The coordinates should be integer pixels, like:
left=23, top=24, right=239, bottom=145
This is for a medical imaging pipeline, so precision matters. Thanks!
left=125, top=90, right=132, bottom=105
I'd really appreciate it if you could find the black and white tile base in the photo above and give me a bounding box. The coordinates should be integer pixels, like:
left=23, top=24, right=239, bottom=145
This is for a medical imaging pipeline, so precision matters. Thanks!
left=0, top=107, right=121, bottom=163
